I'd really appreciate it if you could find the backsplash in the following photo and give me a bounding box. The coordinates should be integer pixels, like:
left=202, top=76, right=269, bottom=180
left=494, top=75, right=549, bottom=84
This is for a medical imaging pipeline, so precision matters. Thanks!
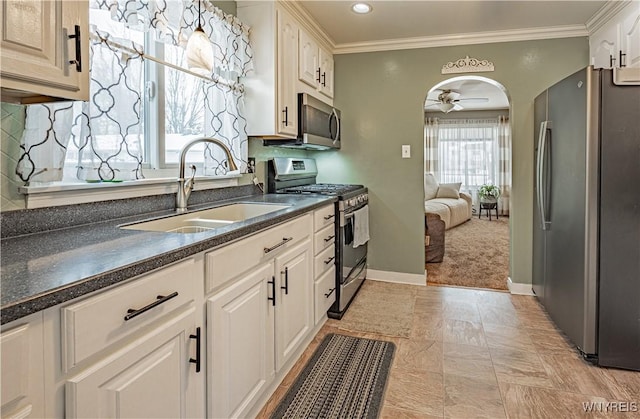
left=1, top=103, right=26, bottom=211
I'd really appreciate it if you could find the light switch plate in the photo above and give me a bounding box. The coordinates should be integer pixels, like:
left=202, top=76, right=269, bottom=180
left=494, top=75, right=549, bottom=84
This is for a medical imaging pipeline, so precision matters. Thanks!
left=402, top=145, right=411, bottom=158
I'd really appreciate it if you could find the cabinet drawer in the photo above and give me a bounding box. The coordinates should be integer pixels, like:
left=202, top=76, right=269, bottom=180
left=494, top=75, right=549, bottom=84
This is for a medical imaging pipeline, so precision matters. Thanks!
left=314, top=266, right=336, bottom=324
left=314, top=244, right=335, bottom=277
left=61, top=258, right=197, bottom=371
left=206, top=214, right=312, bottom=294
left=314, top=224, right=335, bottom=255
left=313, top=205, right=335, bottom=232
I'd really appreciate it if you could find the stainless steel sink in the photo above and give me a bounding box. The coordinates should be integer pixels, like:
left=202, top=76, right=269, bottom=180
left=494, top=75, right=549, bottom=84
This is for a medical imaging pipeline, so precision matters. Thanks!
left=121, top=203, right=291, bottom=233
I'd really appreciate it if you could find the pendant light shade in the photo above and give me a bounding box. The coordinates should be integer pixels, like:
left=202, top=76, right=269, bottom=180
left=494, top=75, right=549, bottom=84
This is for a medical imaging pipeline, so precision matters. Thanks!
left=185, top=0, right=213, bottom=75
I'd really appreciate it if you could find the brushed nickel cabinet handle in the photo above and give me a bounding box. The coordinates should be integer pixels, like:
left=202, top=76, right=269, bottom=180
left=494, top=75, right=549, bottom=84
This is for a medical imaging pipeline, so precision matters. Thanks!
left=264, top=237, right=293, bottom=254
left=124, top=292, right=178, bottom=321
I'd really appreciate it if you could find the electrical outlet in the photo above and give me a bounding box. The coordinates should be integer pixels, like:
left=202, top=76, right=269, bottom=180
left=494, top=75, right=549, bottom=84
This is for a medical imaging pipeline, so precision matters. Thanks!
left=248, top=157, right=256, bottom=173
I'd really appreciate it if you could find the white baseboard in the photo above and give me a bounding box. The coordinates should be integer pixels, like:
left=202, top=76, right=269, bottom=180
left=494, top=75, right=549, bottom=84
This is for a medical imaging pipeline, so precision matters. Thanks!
left=367, top=269, right=426, bottom=286
left=507, top=277, right=535, bottom=295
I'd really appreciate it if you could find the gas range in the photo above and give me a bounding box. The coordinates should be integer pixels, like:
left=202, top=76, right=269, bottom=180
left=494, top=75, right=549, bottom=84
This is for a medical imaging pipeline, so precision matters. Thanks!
left=267, top=157, right=367, bottom=209
left=266, top=157, right=369, bottom=320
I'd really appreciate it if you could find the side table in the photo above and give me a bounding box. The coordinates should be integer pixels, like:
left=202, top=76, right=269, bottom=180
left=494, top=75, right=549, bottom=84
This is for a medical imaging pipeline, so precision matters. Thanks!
left=479, top=202, right=498, bottom=220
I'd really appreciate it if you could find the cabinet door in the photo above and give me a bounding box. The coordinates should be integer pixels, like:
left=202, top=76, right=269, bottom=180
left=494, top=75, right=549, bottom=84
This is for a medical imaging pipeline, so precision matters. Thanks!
left=318, top=47, right=334, bottom=99
left=65, top=308, right=199, bottom=419
left=621, top=4, right=640, bottom=68
left=0, top=0, right=89, bottom=101
left=1, top=313, right=45, bottom=418
left=208, top=263, right=275, bottom=419
left=274, top=239, right=313, bottom=370
left=590, top=22, right=619, bottom=69
left=277, top=8, right=298, bottom=136
left=298, top=29, right=319, bottom=89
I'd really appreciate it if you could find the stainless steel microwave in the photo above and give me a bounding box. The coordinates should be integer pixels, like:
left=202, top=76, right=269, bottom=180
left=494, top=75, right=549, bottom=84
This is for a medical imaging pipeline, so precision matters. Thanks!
left=264, top=93, right=341, bottom=150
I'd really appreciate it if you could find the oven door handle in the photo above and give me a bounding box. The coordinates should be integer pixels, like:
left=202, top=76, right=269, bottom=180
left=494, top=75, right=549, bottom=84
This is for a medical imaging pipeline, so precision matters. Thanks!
left=344, top=258, right=367, bottom=287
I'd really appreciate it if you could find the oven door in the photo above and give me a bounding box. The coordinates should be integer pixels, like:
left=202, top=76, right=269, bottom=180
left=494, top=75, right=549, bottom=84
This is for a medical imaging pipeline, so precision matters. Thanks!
left=341, top=206, right=368, bottom=284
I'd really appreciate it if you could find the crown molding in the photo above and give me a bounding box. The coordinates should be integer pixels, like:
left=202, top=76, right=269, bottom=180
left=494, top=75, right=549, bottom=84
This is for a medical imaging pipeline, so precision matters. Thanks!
left=278, top=0, right=336, bottom=52
left=586, top=0, right=634, bottom=35
left=333, top=25, right=588, bottom=55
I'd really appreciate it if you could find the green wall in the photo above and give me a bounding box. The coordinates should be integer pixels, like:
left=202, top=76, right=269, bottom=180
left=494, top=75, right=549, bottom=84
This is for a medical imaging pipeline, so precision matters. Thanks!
left=312, top=37, right=589, bottom=285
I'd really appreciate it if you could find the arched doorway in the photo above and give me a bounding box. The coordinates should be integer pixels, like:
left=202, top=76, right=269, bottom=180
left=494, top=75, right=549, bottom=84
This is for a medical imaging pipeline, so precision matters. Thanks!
left=423, top=76, right=512, bottom=291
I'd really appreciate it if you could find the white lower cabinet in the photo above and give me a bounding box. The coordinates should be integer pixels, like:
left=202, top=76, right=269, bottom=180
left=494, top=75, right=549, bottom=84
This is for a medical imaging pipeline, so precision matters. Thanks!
left=207, top=214, right=314, bottom=418
left=0, top=312, right=45, bottom=418
left=1, top=211, right=325, bottom=419
left=59, top=257, right=203, bottom=418
left=312, top=204, right=337, bottom=324
left=274, top=240, right=313, bottom=370
left=208, top=262, right=275, bottom=419
left=65, top=307, right=199, bottom=418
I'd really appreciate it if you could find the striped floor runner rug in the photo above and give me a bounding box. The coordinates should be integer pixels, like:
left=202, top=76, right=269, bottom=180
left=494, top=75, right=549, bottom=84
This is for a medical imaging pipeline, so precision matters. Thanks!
left=270, top=333, right=395, bottom=419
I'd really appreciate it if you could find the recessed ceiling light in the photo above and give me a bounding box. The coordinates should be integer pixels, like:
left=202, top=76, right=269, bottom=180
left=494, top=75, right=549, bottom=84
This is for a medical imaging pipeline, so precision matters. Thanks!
left=351, top=3, right=372, bottom=14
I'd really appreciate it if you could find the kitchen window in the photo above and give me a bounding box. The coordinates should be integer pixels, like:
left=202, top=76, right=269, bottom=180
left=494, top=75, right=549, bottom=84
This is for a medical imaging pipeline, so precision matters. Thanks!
left=17, top=1, right=252, bottom=190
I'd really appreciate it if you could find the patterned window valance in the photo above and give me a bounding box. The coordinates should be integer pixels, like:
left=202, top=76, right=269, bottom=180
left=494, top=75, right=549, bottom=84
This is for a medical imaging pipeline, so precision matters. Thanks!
left=91, top=0, right=253, bottom=76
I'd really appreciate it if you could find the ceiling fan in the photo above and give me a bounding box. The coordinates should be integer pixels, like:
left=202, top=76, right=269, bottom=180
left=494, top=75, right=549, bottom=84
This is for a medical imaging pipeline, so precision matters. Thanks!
left=425, top=89, right=489, bottom=113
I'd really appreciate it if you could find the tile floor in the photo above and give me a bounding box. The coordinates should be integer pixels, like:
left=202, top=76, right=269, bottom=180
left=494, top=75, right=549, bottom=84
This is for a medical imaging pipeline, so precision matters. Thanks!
left=257, top=283, right=640, bottom=418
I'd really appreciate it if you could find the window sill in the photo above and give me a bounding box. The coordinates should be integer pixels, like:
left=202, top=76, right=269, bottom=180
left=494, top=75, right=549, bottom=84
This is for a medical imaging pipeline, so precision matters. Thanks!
left=19, top=175, right=242, bottom=209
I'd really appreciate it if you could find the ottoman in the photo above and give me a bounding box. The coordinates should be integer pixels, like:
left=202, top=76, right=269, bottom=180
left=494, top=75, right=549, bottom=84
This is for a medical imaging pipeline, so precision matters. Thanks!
left=425, top=212, right=445, bottom=263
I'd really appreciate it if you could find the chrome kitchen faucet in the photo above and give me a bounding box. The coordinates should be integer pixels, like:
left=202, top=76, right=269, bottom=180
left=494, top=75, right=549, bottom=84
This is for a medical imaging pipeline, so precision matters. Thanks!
left=176, top=137, right=239, bottom=213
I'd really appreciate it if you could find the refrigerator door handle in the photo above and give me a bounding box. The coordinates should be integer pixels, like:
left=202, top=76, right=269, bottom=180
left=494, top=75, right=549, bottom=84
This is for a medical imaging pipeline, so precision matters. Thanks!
left=537, top=120, right=552, bottom=230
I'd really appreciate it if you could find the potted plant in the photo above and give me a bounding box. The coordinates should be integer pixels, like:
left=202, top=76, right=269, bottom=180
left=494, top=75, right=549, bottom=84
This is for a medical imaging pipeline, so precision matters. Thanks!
left=478, top=184, right=501, bottom=203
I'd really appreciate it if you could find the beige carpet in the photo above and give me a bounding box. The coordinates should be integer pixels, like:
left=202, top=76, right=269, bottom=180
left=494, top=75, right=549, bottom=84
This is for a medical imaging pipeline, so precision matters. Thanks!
left=427, top=216, right=510, bottom=291
left=336, top=280, right=416, bottom=338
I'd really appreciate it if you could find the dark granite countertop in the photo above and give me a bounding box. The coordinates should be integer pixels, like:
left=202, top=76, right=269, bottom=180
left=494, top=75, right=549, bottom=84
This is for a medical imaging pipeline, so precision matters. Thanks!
left=1, top=194, right=336, bottom=324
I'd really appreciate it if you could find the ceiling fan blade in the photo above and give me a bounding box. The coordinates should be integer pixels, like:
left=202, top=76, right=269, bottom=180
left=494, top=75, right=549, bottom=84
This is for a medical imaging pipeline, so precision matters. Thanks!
left=453, top=104, right=465, bottom=111
left=453, top=97, right=489, bottom=103
left=425, top=99, right=440, bottom=103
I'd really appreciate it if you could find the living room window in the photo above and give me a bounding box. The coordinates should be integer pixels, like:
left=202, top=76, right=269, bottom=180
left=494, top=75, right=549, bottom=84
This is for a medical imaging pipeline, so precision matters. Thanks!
left=425, top=116, right=511, bottom=214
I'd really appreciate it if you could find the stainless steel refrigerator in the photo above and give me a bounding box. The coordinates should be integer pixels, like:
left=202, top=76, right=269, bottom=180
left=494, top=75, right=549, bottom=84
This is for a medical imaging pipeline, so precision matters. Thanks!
left=533, top=66, right=640, bottom=371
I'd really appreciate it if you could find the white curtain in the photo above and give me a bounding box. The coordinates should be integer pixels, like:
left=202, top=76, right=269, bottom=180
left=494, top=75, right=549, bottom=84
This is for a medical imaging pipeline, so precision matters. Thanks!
left=16, top=1, right=253, bottom=183
left=436, top=118, right=499, bottom=210
left=424, top=117, right=439, bottom=174
left=16, top=103, right=74, bottom=182
left=97, top=0, right=253, bottom=77
left=496, top=115, right=512, bottom=215
left=202, top=83, right=248, bottom=175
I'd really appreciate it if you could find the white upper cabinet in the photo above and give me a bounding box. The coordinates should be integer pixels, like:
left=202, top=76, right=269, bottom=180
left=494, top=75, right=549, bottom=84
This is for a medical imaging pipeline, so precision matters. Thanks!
left=590, top=2, right=640, bottom=69
left=277, top=8, right=299, bottom=137
left=238, top=1, right=334, bottom=138
left=298, top=28, right=334, bottom=99
left=590, top=23, right=619, bottom=69
left=298, top=29, right=320, bottom=89
left=621, top=6, right=640, bottom=68
left=237, top=2, right=298, bottom=138
left=0, top=0, right=89, bottom=103
left=318, top=47, right=334, bottom=98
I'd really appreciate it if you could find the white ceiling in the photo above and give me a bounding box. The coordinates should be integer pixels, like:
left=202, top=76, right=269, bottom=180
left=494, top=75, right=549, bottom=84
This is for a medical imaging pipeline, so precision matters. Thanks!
left=299, top=1, right=607, bottom=46
left=297, top=0, right=609, bottom=113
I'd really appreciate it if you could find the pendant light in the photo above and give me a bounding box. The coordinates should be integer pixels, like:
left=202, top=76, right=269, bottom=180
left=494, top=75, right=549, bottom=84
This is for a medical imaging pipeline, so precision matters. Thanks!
left=186, top=0, right=214, bottom=75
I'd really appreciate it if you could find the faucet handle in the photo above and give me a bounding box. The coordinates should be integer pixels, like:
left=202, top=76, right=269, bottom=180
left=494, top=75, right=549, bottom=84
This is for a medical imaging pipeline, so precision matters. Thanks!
left=185, top=165, right=197, bottom=190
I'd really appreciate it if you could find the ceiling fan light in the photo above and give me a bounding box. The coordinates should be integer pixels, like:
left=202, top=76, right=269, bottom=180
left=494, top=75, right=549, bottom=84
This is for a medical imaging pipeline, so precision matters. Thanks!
left=186, top=26, right=214, bottom=75
left=438, top=102, right=455, bottom=113
left=352, top=3, right=372, bottom=14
